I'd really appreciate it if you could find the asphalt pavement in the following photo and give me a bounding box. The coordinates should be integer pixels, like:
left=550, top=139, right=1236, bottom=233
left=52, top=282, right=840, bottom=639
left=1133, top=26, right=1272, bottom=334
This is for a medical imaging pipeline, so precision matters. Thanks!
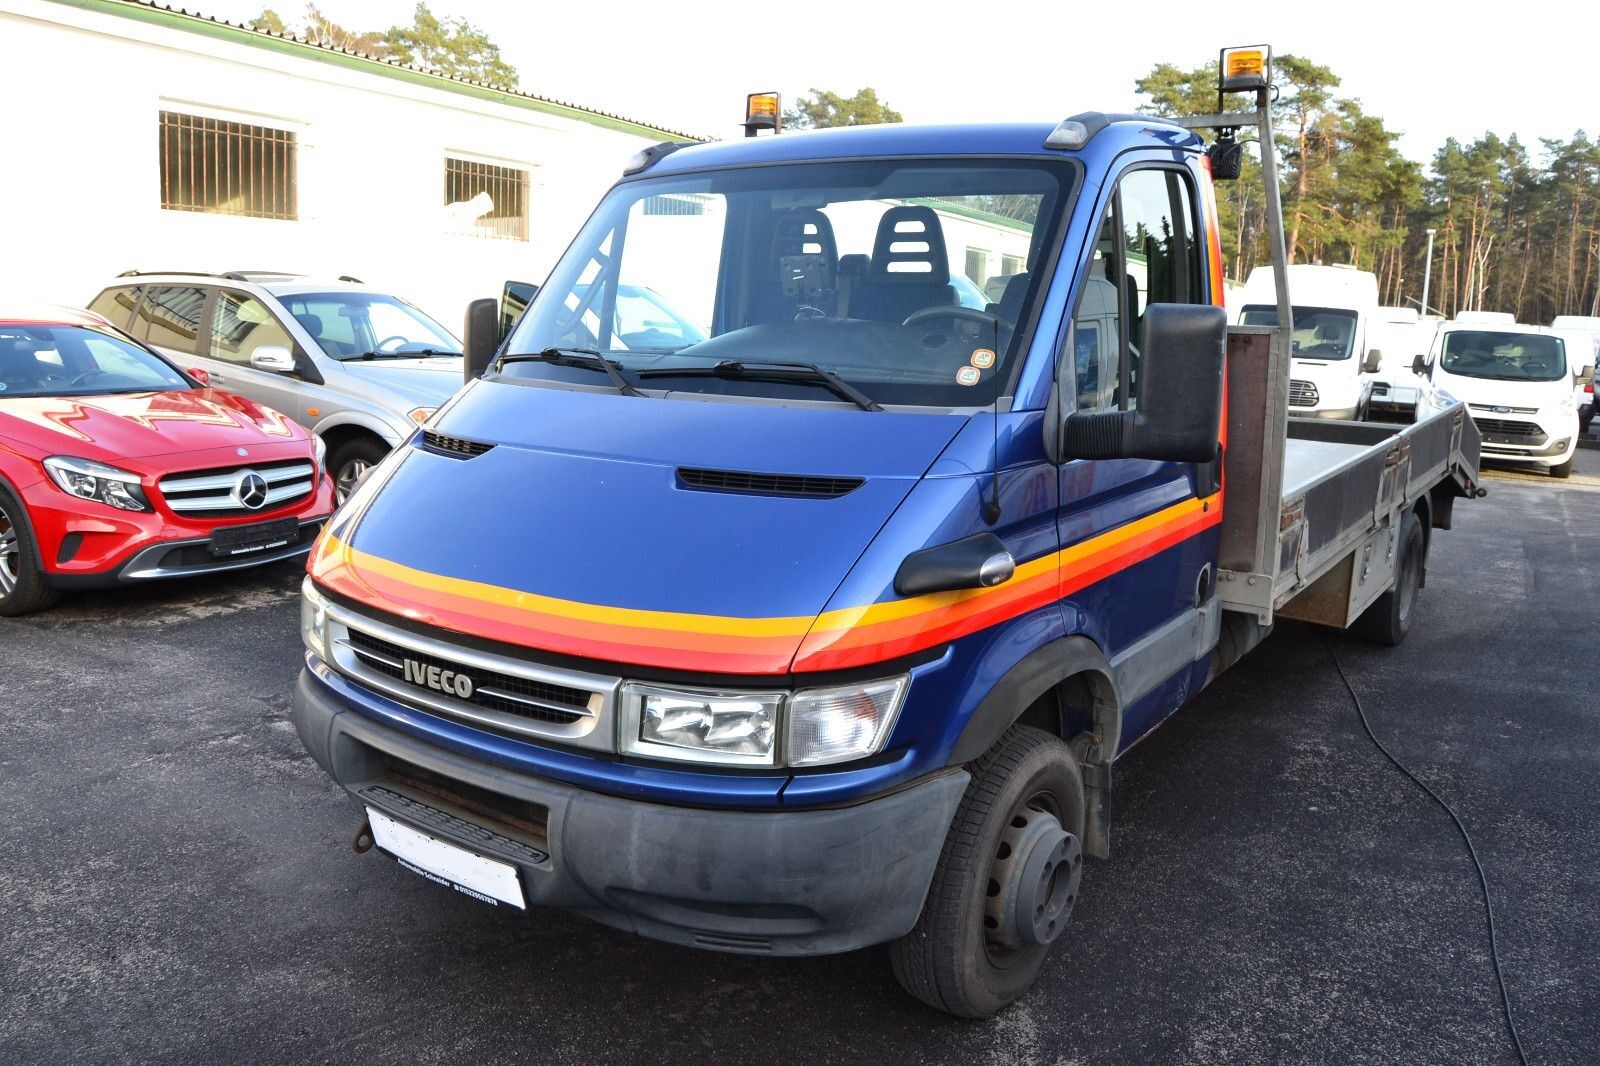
left=2, top=450, right=1596, bottom=1065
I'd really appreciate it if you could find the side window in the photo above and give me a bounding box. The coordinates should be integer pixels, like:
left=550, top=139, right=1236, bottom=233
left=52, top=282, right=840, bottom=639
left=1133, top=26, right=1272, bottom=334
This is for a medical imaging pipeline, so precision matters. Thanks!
left=1068, top=167, right=1203, bottom=413
left=209, top=291, right=294, bottom=367
left=87, top=287, right=142, bottom=331
left=133, top=285, right=206, bottom=356
left=282, top=297, right=359, bottom=356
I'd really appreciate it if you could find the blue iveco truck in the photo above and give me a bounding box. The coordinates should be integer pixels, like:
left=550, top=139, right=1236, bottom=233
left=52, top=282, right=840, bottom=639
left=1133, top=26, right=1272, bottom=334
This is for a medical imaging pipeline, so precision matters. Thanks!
left=291, top=48, right=1482, bottom=1015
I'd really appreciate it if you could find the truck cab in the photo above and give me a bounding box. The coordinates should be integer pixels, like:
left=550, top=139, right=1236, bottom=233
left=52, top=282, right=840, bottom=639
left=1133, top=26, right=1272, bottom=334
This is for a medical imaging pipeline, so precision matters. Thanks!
left=290, top=52, right=1480, bottom=1018
left=1235, top=263, right=1381, bottom=420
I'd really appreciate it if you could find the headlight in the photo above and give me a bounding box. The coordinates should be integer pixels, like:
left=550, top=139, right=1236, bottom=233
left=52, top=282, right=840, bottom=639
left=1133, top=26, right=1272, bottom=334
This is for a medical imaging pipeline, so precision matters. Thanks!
left=300, top=577, right=330, bottom=661
left=787, top=676, right=908, bottom=766
left=312, top=434, right=327, bottom=475
left=406, top=407, right=436, bottom=425
left=43, top=456, right=150, bottom=512
left=619, top=675, right=909, bottom=768
left=622, top=683, right=784, bottom=766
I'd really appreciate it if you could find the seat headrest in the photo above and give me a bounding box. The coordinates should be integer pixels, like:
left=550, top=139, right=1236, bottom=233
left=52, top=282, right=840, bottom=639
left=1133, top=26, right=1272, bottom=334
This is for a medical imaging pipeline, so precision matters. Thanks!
left=293, top=313, right=324, bottom=338
left=837, top=253, right=871, bottom=278
left=772, top=208, right=838, bottom=264
left=869, top=205, right=949, bottom=285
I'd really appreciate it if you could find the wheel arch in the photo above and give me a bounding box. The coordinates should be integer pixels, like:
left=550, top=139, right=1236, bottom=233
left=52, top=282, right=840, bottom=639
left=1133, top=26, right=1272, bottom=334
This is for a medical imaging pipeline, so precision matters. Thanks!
left=315, top=414, right=400, bottom=457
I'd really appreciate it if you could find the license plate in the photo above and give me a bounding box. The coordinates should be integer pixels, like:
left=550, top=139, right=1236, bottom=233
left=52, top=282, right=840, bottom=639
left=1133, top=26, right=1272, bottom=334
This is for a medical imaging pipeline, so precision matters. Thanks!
left=208, top=517, right=299, bottom=558
left=366, top=807, right=526, bottom=909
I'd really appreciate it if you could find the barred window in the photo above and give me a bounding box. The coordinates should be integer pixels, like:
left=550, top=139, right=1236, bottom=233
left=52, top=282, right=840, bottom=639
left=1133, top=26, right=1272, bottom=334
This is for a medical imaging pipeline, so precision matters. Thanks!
left=159, top=111, right=297, bottom=220
left=444, top=157, right=529, bottom=240
left=642, top=193, right=708, bottom=216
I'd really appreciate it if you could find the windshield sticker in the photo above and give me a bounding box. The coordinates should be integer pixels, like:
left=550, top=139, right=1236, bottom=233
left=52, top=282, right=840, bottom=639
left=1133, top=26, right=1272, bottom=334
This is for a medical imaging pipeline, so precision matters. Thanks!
left=970, top=348, right=996, bottom=370
left=956, top=366, right=981, bottom=387
left=0, top=382, right=7, bottom=391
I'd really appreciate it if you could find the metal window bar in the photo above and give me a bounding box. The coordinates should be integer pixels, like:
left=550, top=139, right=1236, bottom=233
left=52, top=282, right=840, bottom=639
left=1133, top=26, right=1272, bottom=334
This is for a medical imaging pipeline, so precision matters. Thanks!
left=444, top=157, right=529, bottom=241
left=159, top=111, right=297, bottom=220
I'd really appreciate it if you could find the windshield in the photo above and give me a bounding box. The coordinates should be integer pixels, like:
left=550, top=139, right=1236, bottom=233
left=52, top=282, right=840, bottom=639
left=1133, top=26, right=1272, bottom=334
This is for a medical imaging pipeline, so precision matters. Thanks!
left=503, top=159, right=1074, bottom=407
left=1239, top=304, right=1358, bottom=360
left=279, top=292, right=459, bottom=359
left=1439, top=329, right=1566, bottom=381
left=0, top=325, right=191, bottom=398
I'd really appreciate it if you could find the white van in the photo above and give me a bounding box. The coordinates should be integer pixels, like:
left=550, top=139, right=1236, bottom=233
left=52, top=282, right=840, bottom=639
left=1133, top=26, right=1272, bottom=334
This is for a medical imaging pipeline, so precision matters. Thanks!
left=1235, top=264, right=1380, bottom=419
left=1550, top=315, right=1599, bottom=435
left=1424, top=321, right=1580, bottom=477
left=1366, top=306, right=1442, bottom=419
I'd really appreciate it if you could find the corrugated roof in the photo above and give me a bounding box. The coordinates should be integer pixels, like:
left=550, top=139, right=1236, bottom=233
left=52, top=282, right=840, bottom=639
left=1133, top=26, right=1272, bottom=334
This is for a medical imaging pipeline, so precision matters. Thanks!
left=52, top=0, right=703, bottom=141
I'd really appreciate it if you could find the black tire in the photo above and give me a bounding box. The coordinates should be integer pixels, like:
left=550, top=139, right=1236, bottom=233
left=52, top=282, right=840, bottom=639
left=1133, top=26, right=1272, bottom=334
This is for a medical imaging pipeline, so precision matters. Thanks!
left=889, top=725, right=1085, bottom=1018
left=1549, top=456, right=1573, bottom=479
left=328, top=437, right=388, bottom=504
left=1355, top=508, right=1425, bottom=646
left=0, top=485, right=60, bottom=617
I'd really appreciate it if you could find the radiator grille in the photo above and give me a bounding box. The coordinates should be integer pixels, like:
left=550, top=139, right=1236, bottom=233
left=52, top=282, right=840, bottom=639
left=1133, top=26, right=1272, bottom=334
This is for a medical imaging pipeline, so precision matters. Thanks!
left=1288, top=379, right=1320, bottom=407
left=678, top=467, right=863, bottom=499
left=157, top=460, right=315, bottom=517
left=1471, top=417, right=1546, bottom=444
left=342, top=625, right=592, bottom=725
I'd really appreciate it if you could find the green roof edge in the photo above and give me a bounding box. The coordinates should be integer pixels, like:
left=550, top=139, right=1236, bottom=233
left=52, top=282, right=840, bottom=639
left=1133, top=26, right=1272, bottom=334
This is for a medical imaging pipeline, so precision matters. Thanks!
left=51, top=0, right=696, bottom=142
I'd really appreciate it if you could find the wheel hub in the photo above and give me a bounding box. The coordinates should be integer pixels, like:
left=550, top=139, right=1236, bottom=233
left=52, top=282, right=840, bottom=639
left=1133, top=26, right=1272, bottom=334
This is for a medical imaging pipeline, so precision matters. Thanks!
left=985, top=802, right=1082, bottom=950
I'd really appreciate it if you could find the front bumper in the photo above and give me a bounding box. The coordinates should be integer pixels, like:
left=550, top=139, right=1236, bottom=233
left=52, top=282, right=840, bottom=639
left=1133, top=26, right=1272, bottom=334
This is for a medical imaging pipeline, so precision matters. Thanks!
left=42, top=516, right=330, bottom=588
left=292, top=665, right=968, bottom=956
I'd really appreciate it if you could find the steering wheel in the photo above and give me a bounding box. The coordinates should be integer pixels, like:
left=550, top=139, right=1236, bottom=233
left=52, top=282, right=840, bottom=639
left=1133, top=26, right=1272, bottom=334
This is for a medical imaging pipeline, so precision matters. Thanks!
left=902, top=306, right=1004, bottom=332
left=374, top=334, right=411, bottom=353
left=69, top=370, right=121, bottom=387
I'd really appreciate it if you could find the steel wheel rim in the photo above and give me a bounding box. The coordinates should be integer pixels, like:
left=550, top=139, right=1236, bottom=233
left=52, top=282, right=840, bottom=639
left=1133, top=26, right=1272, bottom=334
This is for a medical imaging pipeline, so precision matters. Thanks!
left=1397, top=531, right=1422, bottom=627
left=335, top=458, right=371, bottom=503
left=0, top=508, right=18, bottom=598
left=982, top=787, right=1077, bottom=970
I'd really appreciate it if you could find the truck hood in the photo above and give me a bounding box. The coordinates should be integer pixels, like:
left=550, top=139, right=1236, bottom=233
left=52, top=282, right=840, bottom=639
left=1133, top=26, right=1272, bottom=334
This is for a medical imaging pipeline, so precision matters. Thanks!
left=0, top=388, right=305, bottom=458
left=312, top=381, right=969, bottom=674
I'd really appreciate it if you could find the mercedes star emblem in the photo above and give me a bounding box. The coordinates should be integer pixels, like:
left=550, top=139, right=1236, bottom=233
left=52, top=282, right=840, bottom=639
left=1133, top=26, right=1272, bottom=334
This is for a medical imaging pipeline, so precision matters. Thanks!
left=234, top=471, right=270, bottom=510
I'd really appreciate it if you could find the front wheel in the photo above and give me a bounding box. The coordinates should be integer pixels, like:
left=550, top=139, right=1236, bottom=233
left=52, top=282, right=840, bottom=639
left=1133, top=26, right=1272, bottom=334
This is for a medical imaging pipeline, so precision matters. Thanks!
left=0, top=486, right=60, bottom=616
left=889, top=725, right=1085, bottom=1017
left=327, top=437, right=389, bottom=504
left=1549, top=456, right=1573, bottom=479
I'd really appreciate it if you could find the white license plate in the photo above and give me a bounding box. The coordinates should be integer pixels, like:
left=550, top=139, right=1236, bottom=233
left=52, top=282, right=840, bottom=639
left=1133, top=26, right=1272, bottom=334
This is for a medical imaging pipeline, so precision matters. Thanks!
left=366, top=807, right=526, bottom=909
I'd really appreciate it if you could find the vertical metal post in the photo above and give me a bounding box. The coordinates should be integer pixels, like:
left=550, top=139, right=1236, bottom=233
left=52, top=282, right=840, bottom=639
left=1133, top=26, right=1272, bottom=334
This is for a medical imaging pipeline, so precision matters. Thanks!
left=1254, top=86, right=1292, bottom=335
left=1421, top=228, right=1437, bottom=318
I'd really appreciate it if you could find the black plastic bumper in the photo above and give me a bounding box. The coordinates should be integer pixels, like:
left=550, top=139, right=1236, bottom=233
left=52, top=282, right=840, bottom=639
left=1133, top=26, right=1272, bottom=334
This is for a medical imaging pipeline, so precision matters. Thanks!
left=44, top=517, right=326, bottom=590
left=292, top=668, right=968, bottom=956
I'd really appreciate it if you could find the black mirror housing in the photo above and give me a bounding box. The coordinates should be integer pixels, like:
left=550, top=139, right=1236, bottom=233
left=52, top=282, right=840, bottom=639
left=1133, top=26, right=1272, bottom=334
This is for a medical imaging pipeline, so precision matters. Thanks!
left=463, top=297, right=499, bottom=382
left=501, top=280, right=538, bottom=341
left=1061, top=303, right=1226, bottom=464
left=1411, top=353, right=1428, bottom=376
left=1363, top=348, right=1383, bottom=374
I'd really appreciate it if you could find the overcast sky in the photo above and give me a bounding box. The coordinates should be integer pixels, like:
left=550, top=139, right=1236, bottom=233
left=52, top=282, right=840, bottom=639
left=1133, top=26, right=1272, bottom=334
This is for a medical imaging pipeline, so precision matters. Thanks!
left=206, top=0, right=1591, bottom=164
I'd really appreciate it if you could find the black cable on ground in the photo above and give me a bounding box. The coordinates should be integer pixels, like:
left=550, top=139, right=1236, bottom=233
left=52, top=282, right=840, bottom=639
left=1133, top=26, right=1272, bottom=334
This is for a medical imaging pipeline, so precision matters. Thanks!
left=1325, top=638, right=1529, bottom=1066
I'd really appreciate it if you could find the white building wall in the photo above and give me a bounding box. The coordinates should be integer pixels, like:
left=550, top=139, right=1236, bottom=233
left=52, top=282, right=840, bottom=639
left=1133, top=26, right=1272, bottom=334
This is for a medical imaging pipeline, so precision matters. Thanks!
left=0, top=0, right=665, bottom=332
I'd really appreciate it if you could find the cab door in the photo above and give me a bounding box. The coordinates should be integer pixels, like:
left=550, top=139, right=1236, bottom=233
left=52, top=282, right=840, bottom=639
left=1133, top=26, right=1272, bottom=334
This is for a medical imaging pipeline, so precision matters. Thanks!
left=1056, top=160, right=1221, bottom=748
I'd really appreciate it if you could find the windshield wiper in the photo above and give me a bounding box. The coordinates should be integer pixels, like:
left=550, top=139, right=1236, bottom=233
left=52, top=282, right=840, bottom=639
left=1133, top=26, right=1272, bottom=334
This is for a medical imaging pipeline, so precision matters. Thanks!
left=636, top=359, right=881, bottom=412
left=350, top=347, right=460, bottom=360
left=498, top=347, right=645, bottom=397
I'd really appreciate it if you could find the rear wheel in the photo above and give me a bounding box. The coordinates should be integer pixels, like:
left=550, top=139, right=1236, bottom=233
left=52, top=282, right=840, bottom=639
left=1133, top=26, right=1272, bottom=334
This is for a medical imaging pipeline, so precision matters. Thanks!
left=1549, top=456, right=1573, bottom=479
left=0, top=486, right=60, bottom=617
left=1355, top=508, right=1424, bottom=646
left=889, top=725, right=1085, bottom=1017
left=328, top=437, right=388, bottom=504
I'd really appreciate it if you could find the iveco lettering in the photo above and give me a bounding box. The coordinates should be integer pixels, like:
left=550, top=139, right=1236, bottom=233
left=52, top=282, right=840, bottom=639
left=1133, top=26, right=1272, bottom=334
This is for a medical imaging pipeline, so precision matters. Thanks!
left=290, top=54, right=1482, bottom=1016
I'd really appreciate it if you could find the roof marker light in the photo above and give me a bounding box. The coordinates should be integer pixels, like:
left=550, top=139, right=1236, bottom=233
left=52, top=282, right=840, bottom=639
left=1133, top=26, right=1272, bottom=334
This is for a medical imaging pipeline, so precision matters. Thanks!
left=1043, top=119, right=1089, bottom=151
left=743, top=92, right=781, bottom=137
left=1219, top=45, right=1271, bottom=93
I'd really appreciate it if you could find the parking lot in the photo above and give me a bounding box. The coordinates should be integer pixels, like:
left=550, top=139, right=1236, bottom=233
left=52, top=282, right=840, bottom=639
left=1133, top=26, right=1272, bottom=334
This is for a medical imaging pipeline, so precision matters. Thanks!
left=2, top=449, right=1596, bottom=1065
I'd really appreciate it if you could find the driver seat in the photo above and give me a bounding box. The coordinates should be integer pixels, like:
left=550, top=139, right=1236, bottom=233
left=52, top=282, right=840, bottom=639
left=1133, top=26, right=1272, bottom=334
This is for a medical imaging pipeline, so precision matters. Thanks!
left=852, top=206, right=957, bottom=324
left=0, top=339, right=49, bottom=391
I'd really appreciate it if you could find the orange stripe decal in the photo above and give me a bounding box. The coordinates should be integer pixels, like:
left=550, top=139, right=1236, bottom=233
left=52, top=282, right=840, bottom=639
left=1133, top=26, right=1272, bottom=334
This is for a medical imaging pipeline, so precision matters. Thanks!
left=311, top=493, right=1223, bottom=675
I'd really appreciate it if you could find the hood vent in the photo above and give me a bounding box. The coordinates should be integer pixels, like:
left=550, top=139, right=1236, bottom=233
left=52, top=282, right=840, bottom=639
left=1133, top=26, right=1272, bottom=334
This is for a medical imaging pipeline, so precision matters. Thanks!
left=422, top=430, right=494, bottom=458
left=677, top=467, right=864, bottom=499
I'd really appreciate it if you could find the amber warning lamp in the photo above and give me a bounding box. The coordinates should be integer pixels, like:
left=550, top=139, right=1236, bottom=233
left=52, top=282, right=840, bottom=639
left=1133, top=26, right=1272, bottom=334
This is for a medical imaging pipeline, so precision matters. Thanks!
left=1218, top=45, right=1271, bottom=93
left=744, top=92, right=781, bottom=137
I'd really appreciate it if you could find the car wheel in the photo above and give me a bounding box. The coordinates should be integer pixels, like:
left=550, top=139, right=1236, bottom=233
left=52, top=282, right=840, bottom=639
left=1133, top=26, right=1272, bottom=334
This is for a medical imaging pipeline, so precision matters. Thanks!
left=328, top=438, right=388, bottom=504
left=1549, top=456, right=1573, bottom=479
left=889, top=724, right=1085, bottom=1018
left=0, top=486, right=61, bottom=616
left=1355, top=509, right=1425, bottom=646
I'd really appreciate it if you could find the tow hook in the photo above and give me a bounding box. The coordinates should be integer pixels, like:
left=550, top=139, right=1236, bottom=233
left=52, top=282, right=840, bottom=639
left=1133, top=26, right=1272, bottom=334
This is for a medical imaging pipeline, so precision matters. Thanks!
left=352, top=819, right=374, bottom=854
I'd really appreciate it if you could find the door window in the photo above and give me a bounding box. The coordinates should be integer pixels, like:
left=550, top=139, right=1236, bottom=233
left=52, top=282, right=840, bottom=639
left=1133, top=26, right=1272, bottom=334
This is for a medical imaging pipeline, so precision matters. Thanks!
left=209, top=291, right=294, bottom=366
left=132, top=286, right=207, bottom=355
left=1068, top=167, right=1204, bottom=412
left=87, top=287, right=143, bottom=331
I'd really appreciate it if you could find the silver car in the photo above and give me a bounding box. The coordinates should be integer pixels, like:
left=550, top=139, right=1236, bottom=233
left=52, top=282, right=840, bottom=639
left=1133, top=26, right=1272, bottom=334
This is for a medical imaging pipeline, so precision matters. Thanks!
left=88, top=271, right=464, bottom=500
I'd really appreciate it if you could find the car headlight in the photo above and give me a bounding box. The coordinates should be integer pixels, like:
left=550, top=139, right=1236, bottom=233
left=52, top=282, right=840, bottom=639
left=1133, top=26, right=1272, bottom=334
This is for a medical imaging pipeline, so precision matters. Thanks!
left=787, top=677, right=908, bottom=766
left=623, top=683, right=784, bottom=766
left=619, top=675, right=909, bottom=768
left=300, top=577, right=330, bottom=662
left=42, top=456, right=150, bottom=512
left=406, top=407, right=436, bottom=426
left=312, top=434, right=328, bottom=476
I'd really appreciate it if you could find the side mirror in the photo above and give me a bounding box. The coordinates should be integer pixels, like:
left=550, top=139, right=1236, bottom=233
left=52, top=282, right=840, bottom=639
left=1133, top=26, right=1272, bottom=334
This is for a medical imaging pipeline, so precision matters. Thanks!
left=1363, top=348, right=1383, bottom=374
left=464, top=297, right=500, bottom=382
left=186, top=367, right=210, bottom=385
left=1411, top=353, right=1428, bottom=376
left=1061, top=303, right=1226, bottom=464
left=501, top=280, right=538, bottom=341
left=1579, top=364, right=1595, bottom=389
left=250, top=345, right=296, bottom=373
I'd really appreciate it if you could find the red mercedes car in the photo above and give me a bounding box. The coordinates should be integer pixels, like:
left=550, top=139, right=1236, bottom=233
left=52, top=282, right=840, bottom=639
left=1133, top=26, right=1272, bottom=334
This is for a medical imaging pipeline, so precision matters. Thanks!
left=0, top=307, right=334, bottom=615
